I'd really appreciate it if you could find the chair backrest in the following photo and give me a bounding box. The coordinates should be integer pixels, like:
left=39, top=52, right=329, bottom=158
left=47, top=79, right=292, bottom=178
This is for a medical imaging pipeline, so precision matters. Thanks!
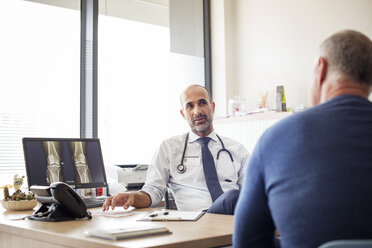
left=164, top=189, right=177, bottom=210
left=319, top=240, right=372, bottom=248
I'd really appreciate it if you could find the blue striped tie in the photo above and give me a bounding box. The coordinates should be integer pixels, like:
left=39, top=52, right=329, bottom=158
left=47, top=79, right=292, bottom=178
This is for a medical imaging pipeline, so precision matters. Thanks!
left=197, top=137, right=224, bottom=202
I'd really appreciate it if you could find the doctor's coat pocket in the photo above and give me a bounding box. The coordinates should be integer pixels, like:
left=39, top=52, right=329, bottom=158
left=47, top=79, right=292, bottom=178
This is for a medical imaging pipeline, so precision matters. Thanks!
left=182, top=156, right=200, bottom=166
left=173, top=156, right=201, bottom=179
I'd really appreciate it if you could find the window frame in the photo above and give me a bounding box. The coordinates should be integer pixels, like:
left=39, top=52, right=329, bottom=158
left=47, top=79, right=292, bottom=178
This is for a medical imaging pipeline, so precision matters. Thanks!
left=81, top=0, right=212, bottom=137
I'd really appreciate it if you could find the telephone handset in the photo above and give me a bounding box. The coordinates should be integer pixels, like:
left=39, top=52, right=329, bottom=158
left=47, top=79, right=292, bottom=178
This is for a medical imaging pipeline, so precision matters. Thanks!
left=30, top=182, right=92, bottom=222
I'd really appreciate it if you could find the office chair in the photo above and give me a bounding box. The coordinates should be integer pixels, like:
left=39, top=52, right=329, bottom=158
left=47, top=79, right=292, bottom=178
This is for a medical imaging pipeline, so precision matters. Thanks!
left=319, top=240, right=372, bottom=248
left=164, top=189, right=177, bottom=210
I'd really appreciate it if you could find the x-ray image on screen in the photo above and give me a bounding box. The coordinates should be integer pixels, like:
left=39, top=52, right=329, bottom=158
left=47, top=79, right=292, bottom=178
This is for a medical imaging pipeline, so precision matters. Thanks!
left=69, top=141, right=92, bottom=184
left=23, top=138, right=108, bottom=195
left=42, top=141, right=64, bottom=184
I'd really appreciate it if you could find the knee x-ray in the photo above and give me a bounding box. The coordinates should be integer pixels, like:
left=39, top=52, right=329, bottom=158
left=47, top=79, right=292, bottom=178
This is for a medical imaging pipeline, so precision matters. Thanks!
left=43, top=141, right=63, bottom=184
left=23, top=138, right=108, bottom=196
left=70, top=141, right=93, bottom=184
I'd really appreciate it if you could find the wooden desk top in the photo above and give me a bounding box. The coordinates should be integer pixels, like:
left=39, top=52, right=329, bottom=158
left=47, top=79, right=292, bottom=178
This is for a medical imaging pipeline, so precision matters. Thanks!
left=0, top=207, right=234, bottom=248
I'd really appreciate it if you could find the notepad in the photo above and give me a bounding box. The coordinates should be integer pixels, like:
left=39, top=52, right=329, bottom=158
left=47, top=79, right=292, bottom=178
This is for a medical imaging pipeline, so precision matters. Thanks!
left=137, top=210, right=205, bottom=221
left=85, top=226, right=171, bottom=240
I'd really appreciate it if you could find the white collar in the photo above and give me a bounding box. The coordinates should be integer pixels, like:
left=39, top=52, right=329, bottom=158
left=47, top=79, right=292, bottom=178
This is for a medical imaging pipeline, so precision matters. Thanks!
left=188, top=130, right=218, bottom=143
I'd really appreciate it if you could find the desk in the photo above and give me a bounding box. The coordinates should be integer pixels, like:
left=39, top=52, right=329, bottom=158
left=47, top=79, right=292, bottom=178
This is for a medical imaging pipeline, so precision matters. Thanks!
left=0, top=207, right=233, bottom=248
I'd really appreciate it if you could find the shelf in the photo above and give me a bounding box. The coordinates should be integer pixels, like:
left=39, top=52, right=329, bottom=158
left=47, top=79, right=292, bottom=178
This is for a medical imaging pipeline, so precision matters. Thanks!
left=214, top=111, right=293, bottom=123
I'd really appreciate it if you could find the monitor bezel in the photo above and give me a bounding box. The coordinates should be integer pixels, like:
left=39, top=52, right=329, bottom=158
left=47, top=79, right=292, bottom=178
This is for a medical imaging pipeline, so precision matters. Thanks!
left=22, top=137, right=109, bottom=195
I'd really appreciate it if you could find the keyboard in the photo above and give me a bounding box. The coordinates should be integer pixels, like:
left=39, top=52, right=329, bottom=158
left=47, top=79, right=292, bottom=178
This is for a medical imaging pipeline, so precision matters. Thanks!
left=83, top=197, right=106, bottom=208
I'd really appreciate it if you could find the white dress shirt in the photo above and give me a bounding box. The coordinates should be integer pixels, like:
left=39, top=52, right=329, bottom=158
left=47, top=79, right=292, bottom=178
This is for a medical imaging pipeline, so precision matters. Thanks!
left=141, top=131, right=249, bottom=211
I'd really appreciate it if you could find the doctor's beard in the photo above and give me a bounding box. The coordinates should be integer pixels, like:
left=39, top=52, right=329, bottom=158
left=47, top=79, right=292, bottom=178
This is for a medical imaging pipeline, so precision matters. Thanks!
left=190, top=114, right=213, bottom=133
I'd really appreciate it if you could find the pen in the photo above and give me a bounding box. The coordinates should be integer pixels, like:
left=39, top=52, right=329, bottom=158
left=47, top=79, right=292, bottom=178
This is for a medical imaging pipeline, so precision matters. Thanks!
left=148, top=211, right=169, bottom=218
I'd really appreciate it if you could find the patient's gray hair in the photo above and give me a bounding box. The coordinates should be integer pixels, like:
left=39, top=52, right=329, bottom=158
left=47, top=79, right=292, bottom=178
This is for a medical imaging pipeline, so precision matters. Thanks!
left=320, top=30, right=372, bottom=85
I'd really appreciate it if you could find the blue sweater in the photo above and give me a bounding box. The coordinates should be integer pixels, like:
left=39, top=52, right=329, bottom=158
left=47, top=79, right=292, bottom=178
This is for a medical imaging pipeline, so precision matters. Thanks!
left=234, top=95, right=372, bottom=248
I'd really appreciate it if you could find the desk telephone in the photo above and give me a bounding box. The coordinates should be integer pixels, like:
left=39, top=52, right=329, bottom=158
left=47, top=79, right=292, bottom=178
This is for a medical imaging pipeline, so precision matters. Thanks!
left=30, top=182, right=92, bottom=222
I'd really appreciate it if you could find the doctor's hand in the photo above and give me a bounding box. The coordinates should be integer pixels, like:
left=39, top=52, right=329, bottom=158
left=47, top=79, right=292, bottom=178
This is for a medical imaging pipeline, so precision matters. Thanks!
left=102, top=191, right=152, bottom=211
left=102, top=193, right=135, bottom=211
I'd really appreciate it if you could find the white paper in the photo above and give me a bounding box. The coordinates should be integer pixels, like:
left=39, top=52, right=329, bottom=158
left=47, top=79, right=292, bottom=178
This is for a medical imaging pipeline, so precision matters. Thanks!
left=91, top=209, right=135, bottom=218
left=137, top=210, right=205, bottom=221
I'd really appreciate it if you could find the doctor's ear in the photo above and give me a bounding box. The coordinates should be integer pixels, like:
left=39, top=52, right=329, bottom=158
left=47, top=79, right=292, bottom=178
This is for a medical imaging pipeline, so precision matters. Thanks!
left=180, top=109, right=185, bottom=119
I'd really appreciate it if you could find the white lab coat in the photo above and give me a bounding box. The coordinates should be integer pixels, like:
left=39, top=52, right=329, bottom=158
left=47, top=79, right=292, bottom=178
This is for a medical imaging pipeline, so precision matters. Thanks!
left=141, top=131, right=249, bottom=211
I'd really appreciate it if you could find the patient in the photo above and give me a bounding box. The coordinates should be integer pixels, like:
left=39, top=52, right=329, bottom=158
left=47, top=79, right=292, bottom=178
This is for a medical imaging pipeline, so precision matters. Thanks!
left=234, top=30, right=372, bottom=248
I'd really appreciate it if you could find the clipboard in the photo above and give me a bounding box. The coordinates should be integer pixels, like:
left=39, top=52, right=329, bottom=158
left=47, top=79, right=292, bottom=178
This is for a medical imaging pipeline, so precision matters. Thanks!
left=137, top=210, right=205, bottom=221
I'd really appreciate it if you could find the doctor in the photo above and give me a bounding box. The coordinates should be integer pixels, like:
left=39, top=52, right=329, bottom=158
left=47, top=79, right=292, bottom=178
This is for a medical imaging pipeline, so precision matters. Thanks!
left=103, top=84, right=249, bottom=214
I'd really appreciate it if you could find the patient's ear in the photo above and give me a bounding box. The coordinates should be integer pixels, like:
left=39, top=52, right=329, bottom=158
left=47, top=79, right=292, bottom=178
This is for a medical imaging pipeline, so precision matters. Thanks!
left=311, top=56, right=327, bottom=106
left=180, top=109, right=185, bottom=119
left=317, top=57, right=327, bottom=86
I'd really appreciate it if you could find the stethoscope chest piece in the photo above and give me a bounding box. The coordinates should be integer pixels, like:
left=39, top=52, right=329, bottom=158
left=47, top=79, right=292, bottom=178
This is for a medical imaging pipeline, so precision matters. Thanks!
left=177, top=164, right=186, bottom=174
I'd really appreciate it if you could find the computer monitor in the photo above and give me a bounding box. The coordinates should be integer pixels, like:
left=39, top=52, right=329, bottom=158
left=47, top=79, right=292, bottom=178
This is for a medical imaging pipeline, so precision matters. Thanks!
left=22, top=138, right=109, bottom=197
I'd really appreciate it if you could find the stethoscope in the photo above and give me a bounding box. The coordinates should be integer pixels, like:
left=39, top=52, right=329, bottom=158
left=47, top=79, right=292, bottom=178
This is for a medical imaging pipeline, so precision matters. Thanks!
left=177, top=133, right=234, bottom=174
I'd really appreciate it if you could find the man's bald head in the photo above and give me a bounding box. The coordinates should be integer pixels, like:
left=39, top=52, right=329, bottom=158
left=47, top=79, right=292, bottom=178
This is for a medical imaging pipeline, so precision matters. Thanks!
left=179, top=84, right=215, bottom=137
left=180, top=84, right=212, bottom=108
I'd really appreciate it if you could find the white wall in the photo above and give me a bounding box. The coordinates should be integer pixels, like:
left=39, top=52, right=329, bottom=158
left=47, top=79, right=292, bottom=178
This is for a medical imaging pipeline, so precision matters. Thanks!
left=211, top=0, right=228, bottom=115
left=212, top=0, right=372, bottom=115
